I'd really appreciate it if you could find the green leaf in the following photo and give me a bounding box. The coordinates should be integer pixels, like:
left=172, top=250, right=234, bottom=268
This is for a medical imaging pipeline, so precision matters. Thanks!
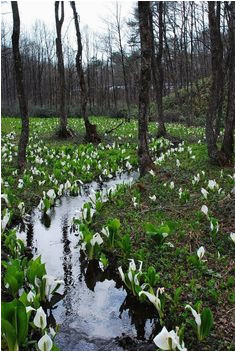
left=200, top=308, right=213, bottom=339
left=1, top=318, right=17, bottom=351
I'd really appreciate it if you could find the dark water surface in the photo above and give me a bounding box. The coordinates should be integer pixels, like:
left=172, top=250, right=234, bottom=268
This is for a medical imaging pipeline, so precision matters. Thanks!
left=19, top=172, right=158, bottom=351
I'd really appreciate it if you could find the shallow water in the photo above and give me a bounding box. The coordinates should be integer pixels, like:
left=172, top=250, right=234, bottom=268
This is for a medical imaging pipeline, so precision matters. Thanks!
left=19, top=172, right=158, bottom=351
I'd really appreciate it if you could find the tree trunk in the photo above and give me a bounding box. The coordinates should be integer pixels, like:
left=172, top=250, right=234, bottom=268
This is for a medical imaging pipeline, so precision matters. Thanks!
left=221, top=1, right=235, bottom=163
left=70, top=1, right=100, bottom=143
left=11, top=1, right=29, bottom=170
left=55, top=1, right=70, bottom=137
left=206, top=1, right=225, bottom=164
left=116, top=3, right=131, bottom=122
left=150, top=2, right=166, bottom=137
left=138, top=1, right=155, bottom=176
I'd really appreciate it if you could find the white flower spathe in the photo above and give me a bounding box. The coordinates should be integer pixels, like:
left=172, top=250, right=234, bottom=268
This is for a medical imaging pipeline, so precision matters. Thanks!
left=197, top=246, right=206, bottom=261
left=38, top=333, right=53, bottom=351
left=185, top=304, right=201, bottom=326
left=153, top=326, right=187, bottom=351
left=33, top=307, right=47, bottom=329
left=201, top=205, right=208, bottom=216
left=201, top=188, right=208, bottom=199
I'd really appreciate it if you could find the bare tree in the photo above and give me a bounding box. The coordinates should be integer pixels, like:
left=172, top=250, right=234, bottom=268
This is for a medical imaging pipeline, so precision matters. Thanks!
left=115, top=2, right=131, bottom=121
left=150, top=1, right=166, bottom=137
left=221, top=1, right=235, bottom=163
left=70, top=1, right=100, bottom=143
left=206, top=1, right=224, bottom=163
left=11, top=1, right=29, bottom=170
left=138, top=1, right=155, bottom=176
left=55, top=1, right=71, bottom=137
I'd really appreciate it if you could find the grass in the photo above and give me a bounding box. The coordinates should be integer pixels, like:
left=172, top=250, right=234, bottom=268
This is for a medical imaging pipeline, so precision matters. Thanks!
left=1, top=116, right=235, bottom=351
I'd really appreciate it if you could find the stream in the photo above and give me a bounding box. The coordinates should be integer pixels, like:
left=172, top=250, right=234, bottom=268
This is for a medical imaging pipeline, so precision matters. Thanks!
left=18, top=172, right=158, bottom=351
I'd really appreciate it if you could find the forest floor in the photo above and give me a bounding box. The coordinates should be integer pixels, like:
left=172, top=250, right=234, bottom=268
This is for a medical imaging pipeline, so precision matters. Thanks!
left=1, top=117, right=235, bottom=351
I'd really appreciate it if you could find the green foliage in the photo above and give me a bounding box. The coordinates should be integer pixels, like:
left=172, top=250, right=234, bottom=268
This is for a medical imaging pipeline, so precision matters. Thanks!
left=143, top=266, right=160, bottom=287
left=118, top=234, right=132, bottom=257
left=144, top=222, right=170, bottom=245
left=1, top=299, right=28, bottom=351
left=4, top=260, right=24, bottom=297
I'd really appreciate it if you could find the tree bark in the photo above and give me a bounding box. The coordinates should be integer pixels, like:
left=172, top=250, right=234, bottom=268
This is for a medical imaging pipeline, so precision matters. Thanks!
left=221, top=1, right=235, bottom=162
left=206, top=1, right=224, bottom=164
left=138, top=1, right=155, bottom=176
left=55, top=1, right=69, bottom=137
left=150, top=2, right=166, bottom=137
left=11, top=1, right=29, bottom=170
left=70, top=1, right=100, bottom=143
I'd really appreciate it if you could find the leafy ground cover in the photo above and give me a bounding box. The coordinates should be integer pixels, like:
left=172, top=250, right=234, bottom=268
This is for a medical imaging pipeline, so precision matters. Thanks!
left=1, top=117, right=235, bottom=351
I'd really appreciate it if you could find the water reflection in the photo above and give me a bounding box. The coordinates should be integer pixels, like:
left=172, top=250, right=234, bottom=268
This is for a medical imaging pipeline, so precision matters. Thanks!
left=20, top=172, right=159, bottom=350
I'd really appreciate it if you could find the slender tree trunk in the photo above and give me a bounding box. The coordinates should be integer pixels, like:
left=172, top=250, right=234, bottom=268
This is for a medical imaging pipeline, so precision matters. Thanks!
left=150, top=2, right=166, bottom=137
left=70, top=1, right=100, bottom=143
left=221, top=2, right=235, bottom=162
left=55, top=1, right=70, bottom=137
left=116, top=3, right=131, bottom=121
left=11, top=1, right=29, bottom=170
left=206, top=1, right=224, bottom=164
left=138, top=1, right=155, bottom=176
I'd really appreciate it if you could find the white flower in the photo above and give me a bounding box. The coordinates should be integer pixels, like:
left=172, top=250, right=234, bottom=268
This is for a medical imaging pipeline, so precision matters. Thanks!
left=27, top=290, right=35, bottom=303
left=153, top=326, right=187, bottom=351
left=149, top=195, right=156, bottom=201
left=176, top=159, right=180, bottom=168
left=38, top=333, right=53, bottom=351
left=38, top=199, right=45, bottom=211
left=118, top=266, right=125, bottom=282
left=197, top=246, right=206, bottom=261
left=149, top=169, right=155, bottom=177
left=26, top=306, right=36, bottom=313
left=139, top=287, right=164, bottom=314
left=47, top=189, right=56, bottom=200
left=208, top=179, right=218, bottom=190
left=42, top=275, right=64, bottom=301
left=101, top=227, right=109, bottom=237
left=230, top=232, right=235, bottom=243
left=49, top=327, right=56, bottom=338
left=185, top=304, right=201, bottom=326
left=90, top=233, right=103, bottom=246
left=1, top=193, right=9, bottom=206
left=33, top=307, right=47, bottom=329
left=201, top=205, right=208, bottom=216
left=201, top=188, right=208, bottom=199
left=170, top=181, right=174, bottom=189
left=1, top=209, right=10, bottom=232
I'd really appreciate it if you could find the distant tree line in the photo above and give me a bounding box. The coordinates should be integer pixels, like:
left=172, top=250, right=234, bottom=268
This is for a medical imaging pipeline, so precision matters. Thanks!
left=4, top=1, right=235, bottom=170
left=2, top=1, right=223, bottom=120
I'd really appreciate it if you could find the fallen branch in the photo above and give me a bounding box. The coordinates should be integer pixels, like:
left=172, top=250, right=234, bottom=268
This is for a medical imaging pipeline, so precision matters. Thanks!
left=105, top=121, right=124, bottom=134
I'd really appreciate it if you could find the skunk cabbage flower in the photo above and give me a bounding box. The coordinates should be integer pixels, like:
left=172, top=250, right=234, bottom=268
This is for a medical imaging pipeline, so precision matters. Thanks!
left=197, top=246, right=206, bottom=261
left=230, top=232, right=235, bottom=243
left=27, top=290, right=36, bottom=303
left=208, top=179, right=218, bottom=190
left=33, top=307, right=47, bottom=329
left=149, top=169, right=155, bottom=177
left=38, top=333, right=53, bottom=351
left=153, top=326, right=187, bottom=351
left=201, top=205, right=208, bottom=216
left=185, top=304, right=201, bottom=326
left=90, top=233, right=103, bottom=246
left=1, top=209, right=10, bottom=232
left=201, top=188, right=208, bottom=199
left=139, top=287, right=164, bottom=316
left=149, top=195, right=157, bottom=201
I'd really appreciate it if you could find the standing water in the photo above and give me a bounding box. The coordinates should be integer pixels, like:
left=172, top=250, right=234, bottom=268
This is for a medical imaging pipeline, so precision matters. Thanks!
left=18, top=172, right=158, bottom=351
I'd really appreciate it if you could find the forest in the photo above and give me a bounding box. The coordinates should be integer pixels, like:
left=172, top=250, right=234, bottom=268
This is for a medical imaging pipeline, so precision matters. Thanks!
left=1, top=1, right=235, bottom=351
